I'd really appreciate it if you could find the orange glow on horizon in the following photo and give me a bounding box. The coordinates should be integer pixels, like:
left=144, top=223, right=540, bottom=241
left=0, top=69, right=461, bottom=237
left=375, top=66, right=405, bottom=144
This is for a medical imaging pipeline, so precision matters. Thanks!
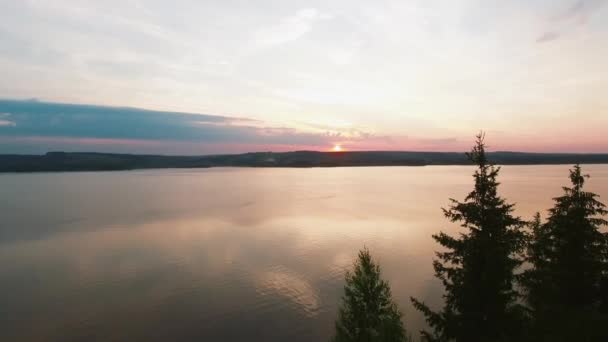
left=332, top=144, right=343, bottom=152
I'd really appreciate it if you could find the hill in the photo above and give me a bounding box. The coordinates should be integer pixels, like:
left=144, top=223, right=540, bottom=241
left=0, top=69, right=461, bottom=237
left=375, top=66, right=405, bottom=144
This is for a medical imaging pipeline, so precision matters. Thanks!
left=1, top=151, right=608, bottom=172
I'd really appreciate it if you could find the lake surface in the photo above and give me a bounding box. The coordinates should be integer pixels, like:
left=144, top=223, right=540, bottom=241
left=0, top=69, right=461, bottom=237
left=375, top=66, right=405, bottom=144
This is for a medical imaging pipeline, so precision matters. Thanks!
left=1, top=165, right=607, bottom=341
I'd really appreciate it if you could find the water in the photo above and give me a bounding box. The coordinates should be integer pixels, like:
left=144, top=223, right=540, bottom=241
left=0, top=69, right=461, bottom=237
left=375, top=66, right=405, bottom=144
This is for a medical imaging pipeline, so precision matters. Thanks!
left=1, top=165, right=607, bottom=341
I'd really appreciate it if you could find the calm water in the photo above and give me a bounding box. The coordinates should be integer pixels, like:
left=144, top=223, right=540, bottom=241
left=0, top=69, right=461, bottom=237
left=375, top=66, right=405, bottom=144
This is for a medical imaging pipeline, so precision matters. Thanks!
left=1, top=165, right=607, bottom=341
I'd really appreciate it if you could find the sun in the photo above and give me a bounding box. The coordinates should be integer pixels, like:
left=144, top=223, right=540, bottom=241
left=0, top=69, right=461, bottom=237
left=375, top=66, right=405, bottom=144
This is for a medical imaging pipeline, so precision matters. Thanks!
left=332, top=144, right=343, bottom=152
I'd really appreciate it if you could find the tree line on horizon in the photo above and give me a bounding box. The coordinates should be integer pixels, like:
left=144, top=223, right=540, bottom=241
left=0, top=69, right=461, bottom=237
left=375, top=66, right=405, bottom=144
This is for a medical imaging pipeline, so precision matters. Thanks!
left=332, top=133, right=608, bottom=342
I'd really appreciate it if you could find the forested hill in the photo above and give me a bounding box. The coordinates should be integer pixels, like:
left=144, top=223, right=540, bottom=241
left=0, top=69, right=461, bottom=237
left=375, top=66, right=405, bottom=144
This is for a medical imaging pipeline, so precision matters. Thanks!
left=1, top=151, right=608, bottom=172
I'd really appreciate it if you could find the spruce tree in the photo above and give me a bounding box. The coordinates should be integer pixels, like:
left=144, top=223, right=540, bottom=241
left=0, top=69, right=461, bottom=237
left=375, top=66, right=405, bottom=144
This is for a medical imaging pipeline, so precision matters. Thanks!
left=522, top=165, right=608, bottom=340
left=411, top=133, right=527, bottom=342
left=333, top=248, right=409, bottom=342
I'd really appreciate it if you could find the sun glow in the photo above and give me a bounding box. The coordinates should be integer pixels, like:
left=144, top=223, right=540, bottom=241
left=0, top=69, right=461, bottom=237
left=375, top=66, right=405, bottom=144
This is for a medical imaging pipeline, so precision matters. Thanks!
left=332, top=144, right=343, bottom=152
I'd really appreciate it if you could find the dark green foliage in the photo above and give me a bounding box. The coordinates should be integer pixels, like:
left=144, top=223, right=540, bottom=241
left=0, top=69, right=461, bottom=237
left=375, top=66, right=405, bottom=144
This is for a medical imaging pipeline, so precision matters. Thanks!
left=333, top=248, right=409, bottom=342
left=411, top=133, right=527, bottom=342
left=521, top=165, right=608, bottom=341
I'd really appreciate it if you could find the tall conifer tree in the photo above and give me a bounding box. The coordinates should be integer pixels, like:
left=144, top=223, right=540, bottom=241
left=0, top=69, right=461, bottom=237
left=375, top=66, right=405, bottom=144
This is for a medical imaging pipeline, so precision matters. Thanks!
left=522, top=165, right=608, bottom=340
left=411, top=133, right=526, bottom=341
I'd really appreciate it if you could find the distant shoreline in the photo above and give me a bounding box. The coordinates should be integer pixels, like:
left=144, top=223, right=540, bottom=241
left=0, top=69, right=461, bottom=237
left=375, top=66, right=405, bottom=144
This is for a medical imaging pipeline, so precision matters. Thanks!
left=2, top=151, right=608, bottom=173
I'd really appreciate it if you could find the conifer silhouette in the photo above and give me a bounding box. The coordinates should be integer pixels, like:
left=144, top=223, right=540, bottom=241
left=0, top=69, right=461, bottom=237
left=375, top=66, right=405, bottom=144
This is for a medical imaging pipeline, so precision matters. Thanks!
left=411, top=133, right=527, bottom=341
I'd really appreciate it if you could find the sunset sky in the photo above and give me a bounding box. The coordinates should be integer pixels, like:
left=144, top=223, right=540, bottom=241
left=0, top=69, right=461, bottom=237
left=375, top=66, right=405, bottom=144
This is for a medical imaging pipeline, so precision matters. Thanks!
left=1, top=0, right=607, bottom=154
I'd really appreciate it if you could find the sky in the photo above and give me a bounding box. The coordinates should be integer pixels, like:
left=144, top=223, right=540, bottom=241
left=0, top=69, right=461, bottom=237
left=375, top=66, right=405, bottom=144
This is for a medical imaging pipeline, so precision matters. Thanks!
left=0, top=0, right=607, bottom=154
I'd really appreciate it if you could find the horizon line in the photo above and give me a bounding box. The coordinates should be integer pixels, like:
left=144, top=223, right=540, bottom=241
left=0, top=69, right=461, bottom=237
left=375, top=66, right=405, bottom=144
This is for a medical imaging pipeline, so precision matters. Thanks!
left=3, top=150, right=608, bottom=157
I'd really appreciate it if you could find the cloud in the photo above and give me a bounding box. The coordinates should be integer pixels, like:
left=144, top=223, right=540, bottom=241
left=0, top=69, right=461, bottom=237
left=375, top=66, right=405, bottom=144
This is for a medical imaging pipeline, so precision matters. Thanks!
left=537, top=0, right=606, bottom=43
left=0, top=99, right=344, bottom=154
left=561, top=0, right=587, bottom=20
left=0, top=112, right=16, bottom=127
left=253, top=8, right=332, bottom=46
left=536, top=31, right=560, bottom=43
left=555, top=0, right=605, bottom=23
left=0, top=99, right=474, bottom=154
left=0, top=119, right=16, bottom=127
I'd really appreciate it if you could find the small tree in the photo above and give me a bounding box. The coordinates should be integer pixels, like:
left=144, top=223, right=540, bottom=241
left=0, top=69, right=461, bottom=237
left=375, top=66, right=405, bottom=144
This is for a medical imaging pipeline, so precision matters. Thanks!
left=522, top=165, right=608, bottom=340
left=333, top=248, right=409, bottom=342
left=411, top=133, right=527, bottom=342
